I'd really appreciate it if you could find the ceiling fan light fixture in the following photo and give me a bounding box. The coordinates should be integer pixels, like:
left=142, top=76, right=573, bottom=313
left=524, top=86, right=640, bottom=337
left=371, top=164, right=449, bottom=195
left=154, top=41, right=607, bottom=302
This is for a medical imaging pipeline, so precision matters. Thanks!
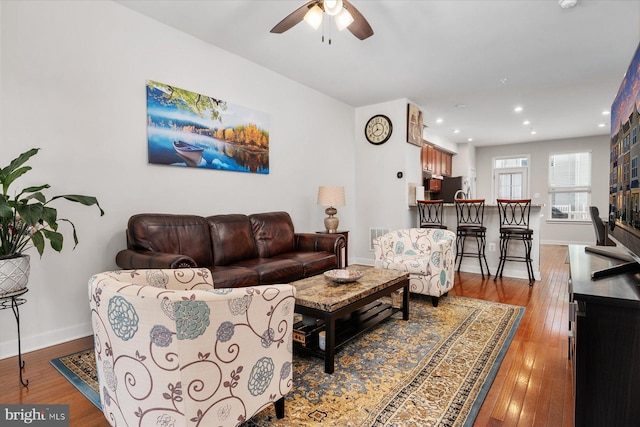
left=335, top=8, right=354, bottom=31
left=304, top=4, right=324, bottom=30
left=324, top=0, right=344, bottom=16
left=558, top=0, right=577, bottom=8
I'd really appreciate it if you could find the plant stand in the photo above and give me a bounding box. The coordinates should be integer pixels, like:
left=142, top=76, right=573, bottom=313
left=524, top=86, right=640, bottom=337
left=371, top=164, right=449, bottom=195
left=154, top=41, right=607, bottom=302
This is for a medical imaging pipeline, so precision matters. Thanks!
left=0, top=288, right=29, bottom=386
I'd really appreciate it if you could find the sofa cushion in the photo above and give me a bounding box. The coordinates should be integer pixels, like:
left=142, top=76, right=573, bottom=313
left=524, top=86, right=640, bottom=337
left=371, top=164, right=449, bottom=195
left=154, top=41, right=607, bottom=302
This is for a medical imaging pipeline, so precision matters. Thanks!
left=234, top=258, right=303, bottom=284
left=274, top=252, right=337, bottom=277
left=207, top=214, right=258, bottom=265
left=208, top=265, right=260, bottom=288
left=127, top=214, right=213, bottom=267
left=249, top=212, right=296, bottom=258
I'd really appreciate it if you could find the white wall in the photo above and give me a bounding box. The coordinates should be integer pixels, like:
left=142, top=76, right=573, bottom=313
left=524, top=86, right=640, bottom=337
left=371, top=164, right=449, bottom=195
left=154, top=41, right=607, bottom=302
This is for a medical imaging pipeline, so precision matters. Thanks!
left=353, top=99, right=422, bottom=264
left=476, top=135, right=610, bottom=245
left=0, top=1, right=356, bottom=358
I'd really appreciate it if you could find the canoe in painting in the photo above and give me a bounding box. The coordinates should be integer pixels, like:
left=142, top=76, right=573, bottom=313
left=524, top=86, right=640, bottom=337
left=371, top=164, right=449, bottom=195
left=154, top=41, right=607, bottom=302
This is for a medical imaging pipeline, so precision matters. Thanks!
left=173, top=140, right=204, bottom=167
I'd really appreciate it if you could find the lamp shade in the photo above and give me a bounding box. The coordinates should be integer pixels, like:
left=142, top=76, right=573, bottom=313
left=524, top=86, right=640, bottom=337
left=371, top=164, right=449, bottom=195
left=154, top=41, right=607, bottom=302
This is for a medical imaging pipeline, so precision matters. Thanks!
left=335, top=8, right=354, bottom=31
left=304, top=4, right=324, bottom=30
left=317, top=186, right=345, bottom=207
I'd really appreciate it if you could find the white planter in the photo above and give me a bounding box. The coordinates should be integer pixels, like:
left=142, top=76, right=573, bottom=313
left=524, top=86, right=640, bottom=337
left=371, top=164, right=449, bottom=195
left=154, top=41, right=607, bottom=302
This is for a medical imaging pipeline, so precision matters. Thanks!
left=0, top=254, right=30, bottom=297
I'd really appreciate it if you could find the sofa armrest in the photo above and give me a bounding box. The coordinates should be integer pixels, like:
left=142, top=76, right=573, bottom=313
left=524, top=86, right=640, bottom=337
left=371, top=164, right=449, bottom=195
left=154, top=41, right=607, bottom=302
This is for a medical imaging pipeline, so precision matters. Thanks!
left=115, top=249, right=197, bottom=269
left=295, top=232, right=345, bottom=255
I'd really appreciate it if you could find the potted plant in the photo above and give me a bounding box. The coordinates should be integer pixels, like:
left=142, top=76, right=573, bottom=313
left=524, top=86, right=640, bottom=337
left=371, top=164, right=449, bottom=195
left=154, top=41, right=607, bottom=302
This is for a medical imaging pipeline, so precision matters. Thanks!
left=0, top=148, right=104, bottom=296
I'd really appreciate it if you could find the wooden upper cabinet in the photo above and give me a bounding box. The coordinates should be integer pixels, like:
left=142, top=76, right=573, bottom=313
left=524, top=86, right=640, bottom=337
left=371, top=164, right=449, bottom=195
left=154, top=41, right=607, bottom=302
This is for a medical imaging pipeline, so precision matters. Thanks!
left=422, top=142, right=453, bottom=176
left=422, top=143, right=435, bottom=172
left=441, top=152, right=452, bottom=176
left=433, top=148, right=442, bottom=175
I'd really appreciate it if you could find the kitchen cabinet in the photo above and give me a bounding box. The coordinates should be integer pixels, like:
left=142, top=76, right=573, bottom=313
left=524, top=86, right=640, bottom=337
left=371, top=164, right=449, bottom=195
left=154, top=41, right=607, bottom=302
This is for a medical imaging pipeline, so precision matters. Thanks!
left=421, top=143, right=453, bottom=177
left=441, top=152, right=452, bottom=176
left=422, top=144, right=434, bottom=172
left=427, top=178, right=441, bottom=192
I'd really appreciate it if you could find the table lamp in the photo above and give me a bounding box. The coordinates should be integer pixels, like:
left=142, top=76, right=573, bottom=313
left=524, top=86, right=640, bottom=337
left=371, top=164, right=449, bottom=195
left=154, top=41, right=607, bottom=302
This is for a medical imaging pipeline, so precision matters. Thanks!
left=317, top=186, right=345, bottom=233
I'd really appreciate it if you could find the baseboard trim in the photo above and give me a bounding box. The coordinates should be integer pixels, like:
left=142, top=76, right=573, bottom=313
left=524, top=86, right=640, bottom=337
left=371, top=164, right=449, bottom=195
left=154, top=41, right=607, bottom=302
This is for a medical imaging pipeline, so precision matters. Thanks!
left=0, top=322, right=93, bottom=360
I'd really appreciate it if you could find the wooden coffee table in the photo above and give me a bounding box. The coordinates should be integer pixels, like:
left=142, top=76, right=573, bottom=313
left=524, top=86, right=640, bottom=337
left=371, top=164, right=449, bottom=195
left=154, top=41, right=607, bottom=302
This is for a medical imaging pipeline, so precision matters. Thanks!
left=290, top=264, right=409, bottom=374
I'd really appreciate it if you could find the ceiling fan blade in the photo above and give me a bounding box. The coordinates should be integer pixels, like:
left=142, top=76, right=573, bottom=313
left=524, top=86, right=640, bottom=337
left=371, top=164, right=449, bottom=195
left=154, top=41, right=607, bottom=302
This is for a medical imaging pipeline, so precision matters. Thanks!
left=344, top=0, right=374, bottom=40
left=270, top=1, right=318, bottom=34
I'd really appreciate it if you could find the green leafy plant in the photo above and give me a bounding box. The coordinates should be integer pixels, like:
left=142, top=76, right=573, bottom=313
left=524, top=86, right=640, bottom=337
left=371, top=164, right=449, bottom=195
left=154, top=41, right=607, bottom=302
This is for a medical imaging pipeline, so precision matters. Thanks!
left=0, top=148, right=104, bottom=257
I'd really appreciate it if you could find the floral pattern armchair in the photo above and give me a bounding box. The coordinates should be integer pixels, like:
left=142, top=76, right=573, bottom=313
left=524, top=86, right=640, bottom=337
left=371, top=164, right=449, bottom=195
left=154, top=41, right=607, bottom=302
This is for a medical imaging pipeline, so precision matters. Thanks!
left=373, top=228, right=456, bottom=307
left=88, top=268, right=296, bottom=427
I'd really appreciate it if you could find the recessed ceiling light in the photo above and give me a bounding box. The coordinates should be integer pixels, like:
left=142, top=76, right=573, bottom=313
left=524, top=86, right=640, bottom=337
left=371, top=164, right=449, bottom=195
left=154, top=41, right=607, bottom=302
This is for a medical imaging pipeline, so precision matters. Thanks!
left=523, top=120, right=531, bottom=125
left=598, top=123, right=606, bottom=128
left=453, top=129, right=460, bottom=134
left=514, top=106, right=523, bottom=113
left=602, top=111, right=610, bottom=115
left=436, top=118, right=443, bottom=124
left=530, top=130, right=537, bottom=135
left=467, top=138, right=473, bottom=142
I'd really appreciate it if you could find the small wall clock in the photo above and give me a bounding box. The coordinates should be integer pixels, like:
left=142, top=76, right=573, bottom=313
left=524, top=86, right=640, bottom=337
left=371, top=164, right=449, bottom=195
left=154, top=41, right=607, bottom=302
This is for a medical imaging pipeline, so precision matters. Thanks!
left=365, top=114, right=393, bottom=145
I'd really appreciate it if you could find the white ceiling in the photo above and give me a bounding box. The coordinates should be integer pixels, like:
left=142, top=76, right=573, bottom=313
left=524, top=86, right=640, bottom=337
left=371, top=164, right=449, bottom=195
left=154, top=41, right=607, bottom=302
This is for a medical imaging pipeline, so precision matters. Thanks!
left=115, top=0, right=640, bottom=147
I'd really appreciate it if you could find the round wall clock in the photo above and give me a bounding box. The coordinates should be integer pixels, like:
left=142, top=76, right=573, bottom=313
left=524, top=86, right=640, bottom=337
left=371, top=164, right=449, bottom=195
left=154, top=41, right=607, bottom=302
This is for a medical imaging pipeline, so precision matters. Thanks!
left=365, top=114, right=393, bottom=145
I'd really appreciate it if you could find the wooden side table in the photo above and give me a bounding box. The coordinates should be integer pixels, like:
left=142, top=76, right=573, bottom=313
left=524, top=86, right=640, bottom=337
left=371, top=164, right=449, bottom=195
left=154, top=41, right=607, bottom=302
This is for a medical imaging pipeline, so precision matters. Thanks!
left=316, top=230, right=349, bottom=267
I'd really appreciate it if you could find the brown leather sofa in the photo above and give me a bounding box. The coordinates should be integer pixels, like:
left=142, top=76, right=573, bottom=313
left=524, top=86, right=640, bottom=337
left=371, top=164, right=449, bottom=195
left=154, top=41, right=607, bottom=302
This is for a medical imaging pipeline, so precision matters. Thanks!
left=115, top=211, right=346, bottom=288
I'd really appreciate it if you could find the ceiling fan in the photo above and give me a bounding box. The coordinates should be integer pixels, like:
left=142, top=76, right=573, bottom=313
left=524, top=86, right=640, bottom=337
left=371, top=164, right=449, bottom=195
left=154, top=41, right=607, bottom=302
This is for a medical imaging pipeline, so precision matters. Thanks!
left=270, top=0, right=374, bottom=41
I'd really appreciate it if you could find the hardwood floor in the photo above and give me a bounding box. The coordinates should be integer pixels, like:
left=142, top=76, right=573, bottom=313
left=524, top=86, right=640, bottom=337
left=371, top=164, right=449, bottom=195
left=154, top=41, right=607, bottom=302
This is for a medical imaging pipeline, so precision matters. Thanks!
left=452, top=244, right=574, bottom=427
left=0, top=245, right=574, bottom=426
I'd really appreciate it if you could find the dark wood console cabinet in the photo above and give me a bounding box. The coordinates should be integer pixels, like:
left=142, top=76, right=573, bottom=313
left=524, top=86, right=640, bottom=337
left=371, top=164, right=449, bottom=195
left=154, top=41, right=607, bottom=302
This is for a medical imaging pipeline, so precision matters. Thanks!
left=567, top=245, right=640, bottom=427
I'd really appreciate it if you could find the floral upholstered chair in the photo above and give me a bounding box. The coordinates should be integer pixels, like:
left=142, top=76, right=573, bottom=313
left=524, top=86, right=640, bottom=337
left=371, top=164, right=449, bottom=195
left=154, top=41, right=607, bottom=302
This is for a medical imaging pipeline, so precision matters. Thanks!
left=373, top=228, right=456, bottom=307
left=88, top=268, right=296, bottom=427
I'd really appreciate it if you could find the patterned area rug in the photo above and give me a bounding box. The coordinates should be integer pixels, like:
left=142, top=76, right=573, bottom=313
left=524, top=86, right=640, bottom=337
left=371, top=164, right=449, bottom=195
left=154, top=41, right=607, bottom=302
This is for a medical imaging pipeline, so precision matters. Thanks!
left=51, top=295, right=523, bottom=427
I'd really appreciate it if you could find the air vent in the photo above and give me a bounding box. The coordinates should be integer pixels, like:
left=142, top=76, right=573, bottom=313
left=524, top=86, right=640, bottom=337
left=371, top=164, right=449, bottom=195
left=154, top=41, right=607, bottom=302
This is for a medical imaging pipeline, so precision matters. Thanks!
left=369, top=228, right=390, bottom=251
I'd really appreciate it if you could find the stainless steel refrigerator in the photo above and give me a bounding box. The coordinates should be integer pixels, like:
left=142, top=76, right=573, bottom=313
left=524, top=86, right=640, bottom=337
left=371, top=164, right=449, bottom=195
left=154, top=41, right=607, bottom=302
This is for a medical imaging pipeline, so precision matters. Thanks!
left=438, top=176, right=472, bottom=203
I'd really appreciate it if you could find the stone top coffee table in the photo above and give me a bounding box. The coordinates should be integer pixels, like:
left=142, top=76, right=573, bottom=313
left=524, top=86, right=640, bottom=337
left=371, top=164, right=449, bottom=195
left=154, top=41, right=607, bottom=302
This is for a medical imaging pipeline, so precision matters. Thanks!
left=290, top=264, right=409, bottom=374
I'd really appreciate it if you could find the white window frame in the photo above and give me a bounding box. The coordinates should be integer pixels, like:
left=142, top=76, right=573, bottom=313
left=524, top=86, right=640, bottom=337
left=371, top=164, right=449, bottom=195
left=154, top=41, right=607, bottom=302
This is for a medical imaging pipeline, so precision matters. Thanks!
left=492, top=154, right=530, bottom=201
left=548, top=151, right=592, bottom=222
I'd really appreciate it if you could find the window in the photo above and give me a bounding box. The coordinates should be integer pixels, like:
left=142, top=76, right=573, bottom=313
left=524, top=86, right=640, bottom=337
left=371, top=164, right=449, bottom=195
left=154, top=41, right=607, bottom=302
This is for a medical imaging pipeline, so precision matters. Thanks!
left=633, top=156, right=638, bottom=181
left=493, top=155, right=529, bottom=199
left=548, top=151, right=591, bottom=221
left=495, top=157, right=527, bottom=168
left=624, top=134, right=631, bottom=153
left=633, top=127, right=637, bottom=146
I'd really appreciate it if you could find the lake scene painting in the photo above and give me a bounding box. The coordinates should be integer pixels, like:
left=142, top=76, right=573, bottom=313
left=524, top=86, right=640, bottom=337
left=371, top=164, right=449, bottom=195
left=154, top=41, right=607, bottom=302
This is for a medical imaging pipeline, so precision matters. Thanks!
left=146, top=80, right=269, bottom=174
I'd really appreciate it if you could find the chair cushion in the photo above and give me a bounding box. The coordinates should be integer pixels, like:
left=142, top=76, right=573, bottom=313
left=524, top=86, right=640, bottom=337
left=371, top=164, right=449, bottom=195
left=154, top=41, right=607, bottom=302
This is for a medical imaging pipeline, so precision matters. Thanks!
left=382, top=256, right=430, bottom=275
left=500, top=227, right=533, bottom=236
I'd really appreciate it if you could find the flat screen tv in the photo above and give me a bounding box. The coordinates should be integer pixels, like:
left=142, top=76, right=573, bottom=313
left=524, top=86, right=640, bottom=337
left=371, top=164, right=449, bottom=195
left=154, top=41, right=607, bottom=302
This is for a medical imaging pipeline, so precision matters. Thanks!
left=603, top=41, right=640, bottom=278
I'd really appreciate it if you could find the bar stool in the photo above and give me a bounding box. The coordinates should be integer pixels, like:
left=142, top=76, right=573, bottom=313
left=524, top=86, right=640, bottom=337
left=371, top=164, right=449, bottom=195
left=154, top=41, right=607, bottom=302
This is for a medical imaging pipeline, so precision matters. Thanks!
left=417, top=199, right=447, bottom=229
left=495, top=198, right=534, bottom=285
left=454, top=198, right=490, bottom=279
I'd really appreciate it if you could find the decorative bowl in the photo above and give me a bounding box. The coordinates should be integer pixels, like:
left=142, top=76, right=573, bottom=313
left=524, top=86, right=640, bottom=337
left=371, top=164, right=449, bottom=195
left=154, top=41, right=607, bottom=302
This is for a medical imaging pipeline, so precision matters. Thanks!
left=324, top=269, right=364, bottom=283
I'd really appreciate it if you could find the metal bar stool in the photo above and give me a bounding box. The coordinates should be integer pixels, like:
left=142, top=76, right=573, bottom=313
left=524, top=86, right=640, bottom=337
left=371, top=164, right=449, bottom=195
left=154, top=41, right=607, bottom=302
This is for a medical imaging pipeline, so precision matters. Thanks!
left=417, top=199, right=448, bottom=229
left=454, top=198, right=490, bottom=279
left=495, top=198, right=534, bottom=285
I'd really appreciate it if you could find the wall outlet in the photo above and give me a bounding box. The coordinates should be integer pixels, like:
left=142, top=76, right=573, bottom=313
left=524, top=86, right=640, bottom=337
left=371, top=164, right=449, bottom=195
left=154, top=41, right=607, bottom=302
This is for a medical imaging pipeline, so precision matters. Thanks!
left=488, top=243, right=496, bottom=252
